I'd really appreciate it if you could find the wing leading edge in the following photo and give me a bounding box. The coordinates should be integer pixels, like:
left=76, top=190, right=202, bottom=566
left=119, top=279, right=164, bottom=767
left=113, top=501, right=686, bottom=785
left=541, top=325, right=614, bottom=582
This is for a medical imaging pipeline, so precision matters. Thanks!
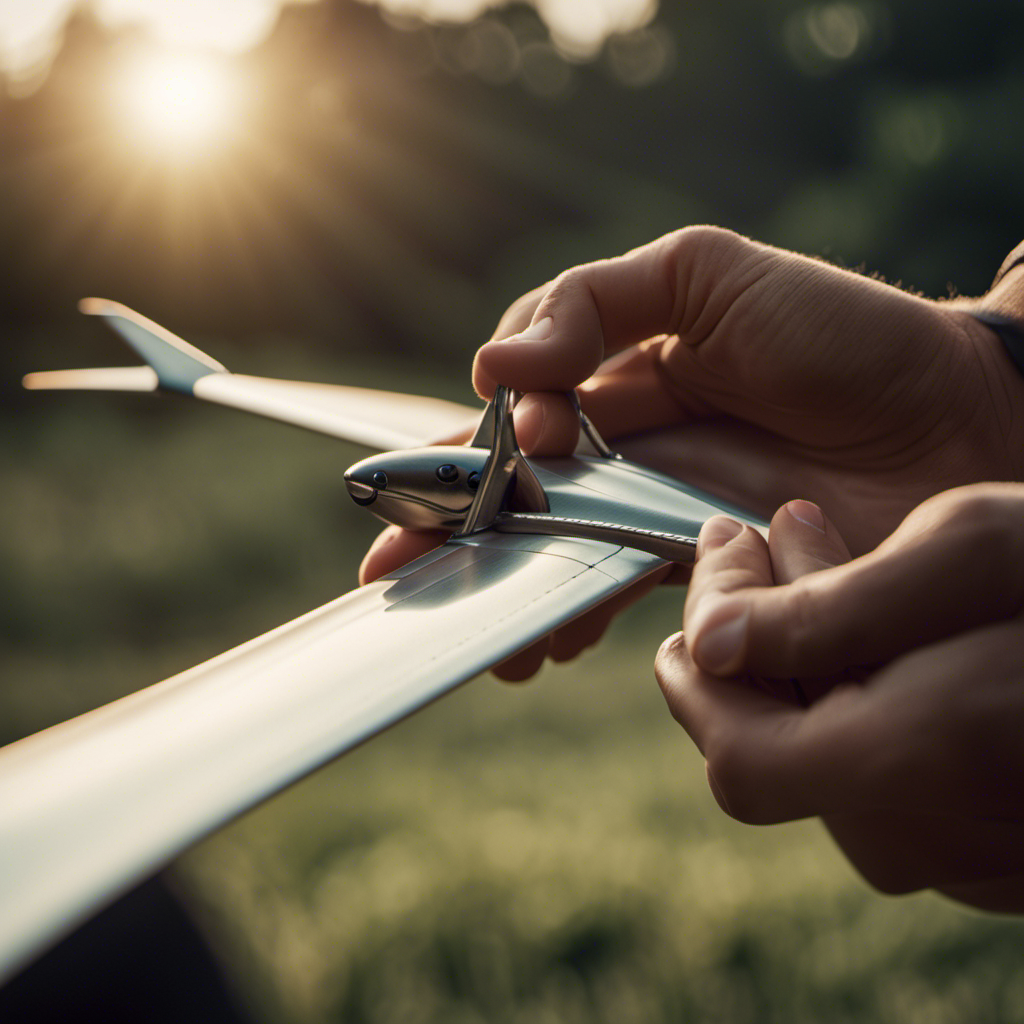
left=23, top=299, right=480, bottom=450
left=0, top=532, right=662, bottom=982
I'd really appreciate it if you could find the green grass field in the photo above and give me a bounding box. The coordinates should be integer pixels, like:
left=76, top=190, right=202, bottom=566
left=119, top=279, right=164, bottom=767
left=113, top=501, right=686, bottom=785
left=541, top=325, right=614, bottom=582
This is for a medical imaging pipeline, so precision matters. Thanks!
left=4, top=350, right=1024, bottom=1023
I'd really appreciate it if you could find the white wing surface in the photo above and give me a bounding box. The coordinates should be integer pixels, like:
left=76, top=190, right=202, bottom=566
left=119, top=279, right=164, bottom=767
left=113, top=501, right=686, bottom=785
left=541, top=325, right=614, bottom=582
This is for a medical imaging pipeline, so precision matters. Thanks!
left=22, top=366, right=160, bottom=392
left=0, top=533, right=661, bottom=982
left=23, top=299, right=480, bottom=449
left=191, top=373, right=477, bottom=450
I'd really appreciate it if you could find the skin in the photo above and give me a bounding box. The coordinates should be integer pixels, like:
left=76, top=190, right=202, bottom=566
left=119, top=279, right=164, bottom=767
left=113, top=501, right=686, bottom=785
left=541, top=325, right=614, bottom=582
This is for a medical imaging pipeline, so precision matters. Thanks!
left=361, top=227, right=1024, bottom=905
left=670, top=489, right=1024, bottom=909
left=363, top=226, right=1024, bottom=675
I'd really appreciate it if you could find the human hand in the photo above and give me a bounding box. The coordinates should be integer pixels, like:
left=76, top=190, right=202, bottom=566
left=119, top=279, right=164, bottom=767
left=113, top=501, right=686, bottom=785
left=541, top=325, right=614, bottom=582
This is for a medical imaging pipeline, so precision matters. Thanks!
left=354, top=394, right=674, bottom=681
left=659, top=484, right=1024, bottom=907
left=363, top=228, right=1024, bottom=679
left=473, top=228, right=1024, bottom=551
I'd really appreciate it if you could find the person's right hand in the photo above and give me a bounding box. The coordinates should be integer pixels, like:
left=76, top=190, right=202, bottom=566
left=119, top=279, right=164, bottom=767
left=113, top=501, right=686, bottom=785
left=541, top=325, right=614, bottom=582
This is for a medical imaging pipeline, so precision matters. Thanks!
left=363, top=228, right=1024, bottom=677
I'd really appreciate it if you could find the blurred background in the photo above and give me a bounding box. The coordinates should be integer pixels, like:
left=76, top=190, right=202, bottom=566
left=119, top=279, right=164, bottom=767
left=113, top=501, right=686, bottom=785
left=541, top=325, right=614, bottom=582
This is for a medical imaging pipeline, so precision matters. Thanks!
left=4, top=0, right=1024, bottom=1020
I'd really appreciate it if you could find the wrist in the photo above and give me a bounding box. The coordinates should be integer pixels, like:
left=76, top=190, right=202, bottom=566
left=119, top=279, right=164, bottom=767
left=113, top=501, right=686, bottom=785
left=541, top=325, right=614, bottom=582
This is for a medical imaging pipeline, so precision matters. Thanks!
left=950, top=244, right=1024, bottom=482
left=956, top=310, right=1024, bottom=481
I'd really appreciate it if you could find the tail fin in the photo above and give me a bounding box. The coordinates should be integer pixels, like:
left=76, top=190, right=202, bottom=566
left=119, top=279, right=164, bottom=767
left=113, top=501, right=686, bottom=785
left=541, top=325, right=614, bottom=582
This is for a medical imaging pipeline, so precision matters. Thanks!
left=23, top=299, right=227, bottom=396
left=75, top=299, right=227, bottom=394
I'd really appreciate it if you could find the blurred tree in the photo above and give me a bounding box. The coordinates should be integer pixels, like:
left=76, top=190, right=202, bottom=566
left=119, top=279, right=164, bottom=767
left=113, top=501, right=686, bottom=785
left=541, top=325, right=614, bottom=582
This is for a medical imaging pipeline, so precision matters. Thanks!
left=3, top=0, right=1024, bottom=358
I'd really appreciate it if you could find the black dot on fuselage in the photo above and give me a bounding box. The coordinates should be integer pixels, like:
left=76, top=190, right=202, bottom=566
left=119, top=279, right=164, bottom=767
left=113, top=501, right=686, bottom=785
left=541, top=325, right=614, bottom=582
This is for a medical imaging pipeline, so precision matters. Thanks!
left=436, top=464, right=459, bottom=483
left=372, top=471, right=388, bottom=489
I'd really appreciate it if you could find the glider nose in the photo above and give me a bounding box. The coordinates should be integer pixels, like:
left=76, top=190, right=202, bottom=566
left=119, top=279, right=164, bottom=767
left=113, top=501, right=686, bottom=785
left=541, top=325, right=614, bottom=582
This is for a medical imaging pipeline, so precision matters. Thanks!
left=344, top=474, right=377, bottom=506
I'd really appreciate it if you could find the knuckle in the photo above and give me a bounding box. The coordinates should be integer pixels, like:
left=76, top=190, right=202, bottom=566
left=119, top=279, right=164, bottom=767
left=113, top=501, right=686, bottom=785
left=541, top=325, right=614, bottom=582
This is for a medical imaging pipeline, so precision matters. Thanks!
left=548, top=263, right=597, bottom=301
left=927, top=485, right=1010, bottom=535
left=655, top=631, right=684, bottom=667
left=660, top=226, right=773, bottom=350
left=932, top=488, right=1024, bottom=602
left=549, top=616, right=606, bottom=662
left=671, top=226, right=762, bottom=289
left=668, top=224, right=746, bottom=260
left=937, top=487, right=1006, bottom=529
left=692, top=531, right=769, bottom=587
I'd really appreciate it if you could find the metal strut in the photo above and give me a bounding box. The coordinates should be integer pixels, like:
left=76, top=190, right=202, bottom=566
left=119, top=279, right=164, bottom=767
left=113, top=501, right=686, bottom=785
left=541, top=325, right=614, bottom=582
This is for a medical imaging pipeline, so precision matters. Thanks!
left=567, top=389, right=621, bottom=460
left=456, top=388, right=696, bottom=563
left=456, top=385, right=548, bottom=537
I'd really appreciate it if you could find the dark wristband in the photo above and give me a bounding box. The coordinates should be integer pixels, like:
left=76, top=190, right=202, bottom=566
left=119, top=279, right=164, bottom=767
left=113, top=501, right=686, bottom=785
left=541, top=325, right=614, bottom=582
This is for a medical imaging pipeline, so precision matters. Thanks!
left=968, top=310, right=1024, bottom=378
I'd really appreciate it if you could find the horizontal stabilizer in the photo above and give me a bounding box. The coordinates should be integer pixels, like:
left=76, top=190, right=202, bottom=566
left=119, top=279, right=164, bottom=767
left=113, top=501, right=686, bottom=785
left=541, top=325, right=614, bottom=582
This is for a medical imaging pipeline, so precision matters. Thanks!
left=22, top=366, right=160, bottom=392
left=79, top=298, right=226, bottom=393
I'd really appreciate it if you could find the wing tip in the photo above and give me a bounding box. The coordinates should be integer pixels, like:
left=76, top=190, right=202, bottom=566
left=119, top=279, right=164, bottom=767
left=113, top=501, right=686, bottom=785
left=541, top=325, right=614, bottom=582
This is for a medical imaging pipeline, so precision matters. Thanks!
left=78, top=297, right=120, bottom=317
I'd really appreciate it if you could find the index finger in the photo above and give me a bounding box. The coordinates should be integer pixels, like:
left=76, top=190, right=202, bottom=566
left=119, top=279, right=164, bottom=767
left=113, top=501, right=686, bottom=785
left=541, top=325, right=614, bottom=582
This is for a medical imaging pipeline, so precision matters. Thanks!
left=685, top=486, right=1024, bottom=680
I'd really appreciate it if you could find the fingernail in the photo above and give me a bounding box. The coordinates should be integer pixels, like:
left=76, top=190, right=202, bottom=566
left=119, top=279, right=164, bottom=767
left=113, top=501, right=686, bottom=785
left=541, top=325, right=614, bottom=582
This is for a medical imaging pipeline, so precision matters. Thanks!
left=697, top=516, right=743, bottom=557
left=787, top=499, right=825, bottom=532
left=510, top=316, right=552, bottom=341
left=689, top=596, right=749, bottom=676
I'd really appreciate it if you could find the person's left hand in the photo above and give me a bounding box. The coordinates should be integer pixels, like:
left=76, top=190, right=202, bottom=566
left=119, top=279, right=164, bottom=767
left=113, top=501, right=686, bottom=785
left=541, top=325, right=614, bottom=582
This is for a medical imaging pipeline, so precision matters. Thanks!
left=657, top=484, right=1024, bottom=909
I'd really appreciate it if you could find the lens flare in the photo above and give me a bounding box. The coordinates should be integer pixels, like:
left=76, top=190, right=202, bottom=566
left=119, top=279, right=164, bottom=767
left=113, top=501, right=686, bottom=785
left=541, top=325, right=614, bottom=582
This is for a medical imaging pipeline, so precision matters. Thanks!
left=114, top=51, right=241, bottom=158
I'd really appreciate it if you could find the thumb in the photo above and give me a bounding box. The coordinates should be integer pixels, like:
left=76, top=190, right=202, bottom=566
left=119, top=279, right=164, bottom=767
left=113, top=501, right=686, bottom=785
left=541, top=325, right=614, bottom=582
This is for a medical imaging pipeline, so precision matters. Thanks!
left=682, top=501, right=851, bottom=676
left=686, top=486, right=1024, bottom=680
left=767, top=499, right=853, bottom=586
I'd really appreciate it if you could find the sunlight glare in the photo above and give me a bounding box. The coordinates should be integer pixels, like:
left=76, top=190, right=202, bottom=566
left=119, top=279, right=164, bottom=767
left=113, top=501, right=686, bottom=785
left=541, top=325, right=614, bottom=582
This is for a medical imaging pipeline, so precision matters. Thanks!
left=115, top=51, right=241, bottom=158
left=0, top=0, right=70, bottom=93
left=538, top=0, right=656, bottom=58
left=95, top=0, right=284, bottom=54
left=1, top=0, right=663, bottom=94
left=0, top=0, right=308, bottom=92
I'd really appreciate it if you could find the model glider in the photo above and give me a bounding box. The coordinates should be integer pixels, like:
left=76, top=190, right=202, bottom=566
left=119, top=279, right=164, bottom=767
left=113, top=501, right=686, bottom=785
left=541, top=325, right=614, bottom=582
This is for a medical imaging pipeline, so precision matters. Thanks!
left=2, top=301, right=763, bottom=981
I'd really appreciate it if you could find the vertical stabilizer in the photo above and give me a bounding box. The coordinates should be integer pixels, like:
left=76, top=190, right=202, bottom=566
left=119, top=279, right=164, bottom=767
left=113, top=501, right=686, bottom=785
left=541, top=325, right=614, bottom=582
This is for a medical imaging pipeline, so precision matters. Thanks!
left=78, top=298, right=227, bottom=394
